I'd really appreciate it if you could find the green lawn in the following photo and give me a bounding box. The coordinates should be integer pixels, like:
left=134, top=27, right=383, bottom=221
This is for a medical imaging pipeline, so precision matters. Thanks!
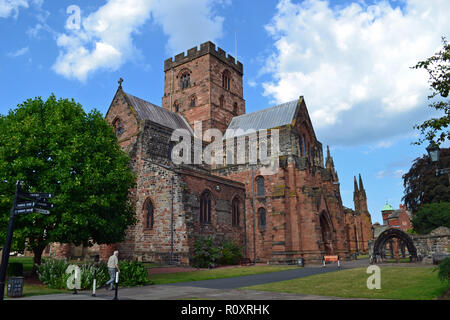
left=8, top=256, right=35, bottom=273
left=149, top=265, right=299, bottom=285
left=5, top=284, right=67, bottom=299
left=242, top=267, right=448, bottom=300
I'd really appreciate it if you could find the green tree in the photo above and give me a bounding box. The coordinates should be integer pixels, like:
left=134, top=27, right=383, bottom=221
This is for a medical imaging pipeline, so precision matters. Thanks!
left=402, top=148, right=450, bottom=214
left=412, top=37, right=449, bottom=146
left=411, top=202, right=450, bottom=234
left=0, top=95, right=136, bottom=272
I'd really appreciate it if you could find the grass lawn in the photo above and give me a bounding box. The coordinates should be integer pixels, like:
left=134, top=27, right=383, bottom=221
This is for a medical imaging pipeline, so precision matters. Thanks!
left=8, top=256, right=35, bottom=273
left=242, top=267, right=448, bottom=300
left=4, top=284, right=67, bottom=299
left=149, top=265, right=299, bottom=285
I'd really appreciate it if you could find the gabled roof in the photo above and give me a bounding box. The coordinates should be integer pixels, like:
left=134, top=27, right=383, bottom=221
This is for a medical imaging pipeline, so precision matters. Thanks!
left=223, top=99, right=300, bottom=139
left=124, top=92, right=193, bottom=133
left=381, top=202, right=394, bottom=211
left=388, top=210, right=401, bottom=219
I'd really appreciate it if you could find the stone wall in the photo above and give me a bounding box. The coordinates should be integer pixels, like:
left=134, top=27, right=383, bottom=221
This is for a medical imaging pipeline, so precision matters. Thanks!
left=411, top=227, right=450, bottom=264
left=368, top=226, right=449, bottom=264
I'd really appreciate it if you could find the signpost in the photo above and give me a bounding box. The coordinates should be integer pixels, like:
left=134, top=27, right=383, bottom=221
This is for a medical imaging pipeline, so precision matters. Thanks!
left=0, top=181, right=54, bottom=301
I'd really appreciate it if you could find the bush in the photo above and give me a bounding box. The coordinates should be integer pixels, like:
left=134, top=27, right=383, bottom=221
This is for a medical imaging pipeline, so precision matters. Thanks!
left=412, top=202, right=450, bottom=234
left=37, top=259, right=70, bottom=289
left=219, top=241, right=243, bottom=266
left=118, top=260, right=150, bottom=287
left=437, top=257, right=450, bottom=283
left=193, top=237, right=243, bottom=268
left=192, top=236, right=223, bottom=268
left=79, top=262, right=110, bottom=290
left=37, top=258, right=150, bottom=289
left=7, top=262, right=23, bottom=277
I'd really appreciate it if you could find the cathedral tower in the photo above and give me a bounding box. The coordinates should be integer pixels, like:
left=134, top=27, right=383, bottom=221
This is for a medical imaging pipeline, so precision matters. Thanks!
left=353, top=174, right=369, bottom=214
left=162, top=41, right=245, bottom=136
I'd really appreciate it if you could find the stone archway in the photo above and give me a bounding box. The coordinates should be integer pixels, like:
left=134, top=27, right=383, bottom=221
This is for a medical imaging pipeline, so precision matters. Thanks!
left=373, top=228, right=417, bottom=263
left=320, top=211, right=334, bottom=255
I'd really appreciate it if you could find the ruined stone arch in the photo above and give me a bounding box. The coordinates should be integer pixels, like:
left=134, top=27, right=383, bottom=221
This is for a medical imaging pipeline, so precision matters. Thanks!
left=373, top=228, right=417, bottom=262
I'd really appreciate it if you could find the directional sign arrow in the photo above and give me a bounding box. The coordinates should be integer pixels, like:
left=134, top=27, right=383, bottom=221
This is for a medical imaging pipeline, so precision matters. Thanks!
left=15, top=202, right=36, bottom=209
left=18, top=192, right=53, bottom=200
left=34, top=208, right=50, bottom=215
left=14, top=208, right=35, bottom=215
left=35, top=202, right=54, bottom=209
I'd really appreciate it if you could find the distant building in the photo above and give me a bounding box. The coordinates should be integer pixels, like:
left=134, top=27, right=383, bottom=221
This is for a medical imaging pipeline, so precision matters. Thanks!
left=372, top=202, right=414, bottom=260
left=380, top=202, right=413, bottom=232
left=48, top=41, right=375, bottom=264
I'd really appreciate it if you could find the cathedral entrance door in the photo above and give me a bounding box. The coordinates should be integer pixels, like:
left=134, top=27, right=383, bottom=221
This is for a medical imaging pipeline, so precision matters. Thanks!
left=320, top=212, right=334, bottom=255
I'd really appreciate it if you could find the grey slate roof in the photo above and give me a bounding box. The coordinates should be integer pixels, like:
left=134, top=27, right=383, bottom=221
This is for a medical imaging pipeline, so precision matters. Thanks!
left=388, top=210, right=401, bottom=219
left=125, top=92, right=193, bottom=133
left=223, top=99, right=299, bottom=139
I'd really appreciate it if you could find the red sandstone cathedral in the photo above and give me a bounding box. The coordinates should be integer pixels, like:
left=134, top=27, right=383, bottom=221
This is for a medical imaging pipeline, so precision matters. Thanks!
left=51, top=42, right=373, bottom=264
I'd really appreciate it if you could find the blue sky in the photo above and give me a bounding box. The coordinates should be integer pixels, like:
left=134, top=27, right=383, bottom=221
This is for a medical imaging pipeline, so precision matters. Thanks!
left=1, top=0, right=449, bottom=224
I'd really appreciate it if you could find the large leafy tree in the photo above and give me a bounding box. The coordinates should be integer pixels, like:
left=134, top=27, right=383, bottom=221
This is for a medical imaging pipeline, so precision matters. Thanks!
left=0, top=95, right=136, bottom=271
left=412, top=37, right=449, bottom=146
left=402, top=148, right=450, bottom=215
left=411, top=202, right=450, bottom=234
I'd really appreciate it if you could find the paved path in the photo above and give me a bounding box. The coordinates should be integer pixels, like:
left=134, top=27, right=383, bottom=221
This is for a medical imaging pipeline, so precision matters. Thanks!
left=166, top=266, right=343, bottom=289
left=16, top=259, right=372, bottom=300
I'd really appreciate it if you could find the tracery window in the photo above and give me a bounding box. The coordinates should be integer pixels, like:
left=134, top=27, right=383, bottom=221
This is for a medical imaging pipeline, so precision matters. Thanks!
left=232, top=197, right=240, bottom=226
left=180, top=72, right=190, bottom=89
left=258, top=207, right=266, bottom=229
left=256, top=176, right=265, bottom=197
left=200, top=191, right=212, bottom=224
left=222, top=70, right=231, bottom=90
left=144, top=199, right=154, bottom=230
left=113, top=118, right=124, bottom=137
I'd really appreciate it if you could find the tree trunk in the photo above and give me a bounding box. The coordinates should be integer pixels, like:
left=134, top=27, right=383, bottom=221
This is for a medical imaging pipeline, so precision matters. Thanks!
left=32, top=246, right=45, bottom=275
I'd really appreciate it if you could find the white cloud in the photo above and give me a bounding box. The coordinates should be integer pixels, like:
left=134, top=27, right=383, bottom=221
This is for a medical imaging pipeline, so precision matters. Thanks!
left=0, top=0, right=28, bottom=18
left=53, top=0, right=227, bottom=82
left=151, top=0, right=227, bottom=55
left=7, top=46, right=29, bottom=57
left=263, top=0, right=450, bottom=146
left=53, top=0, right=155, bottom=82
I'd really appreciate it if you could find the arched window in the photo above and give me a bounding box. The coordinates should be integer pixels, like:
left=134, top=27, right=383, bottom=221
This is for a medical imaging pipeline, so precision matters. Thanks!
left=302, top=135, right=306, bottom=156
left=222, top=70, right=231, bottom=90
left=232, top=197, right=240, bottom=226
left=144, top=199, right=154, bottom=230
left=258, top=207, right=266, bottom=229
left=233, top=102, right=238, bottom=115
left=256, top=176, right=265, bottom=197
left=190, top=95, right=196, bottom=107
left=200, top=191, right=212, bottom=224
left=113, top=118, right=124, bottom=137
left=219, top=95, right=225, bottom=109
left=180, top=72, right=190, bottom=89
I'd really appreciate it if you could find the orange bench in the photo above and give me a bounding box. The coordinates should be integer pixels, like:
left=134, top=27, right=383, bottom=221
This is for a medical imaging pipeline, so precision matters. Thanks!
left=323, top=255, right=340, bottom=267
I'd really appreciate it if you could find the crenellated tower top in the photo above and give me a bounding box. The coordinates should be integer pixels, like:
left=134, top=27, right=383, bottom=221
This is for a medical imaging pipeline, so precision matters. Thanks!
left=164, top=41, right=243, bottom=75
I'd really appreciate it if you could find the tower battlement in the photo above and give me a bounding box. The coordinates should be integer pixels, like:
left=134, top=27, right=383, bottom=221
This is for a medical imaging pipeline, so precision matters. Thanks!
left=164, top=41, right=243, bottom=75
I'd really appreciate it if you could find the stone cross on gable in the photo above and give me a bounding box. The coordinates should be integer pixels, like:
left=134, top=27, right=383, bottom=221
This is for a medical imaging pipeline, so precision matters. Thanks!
left=118, top=78, right=124, bottom=88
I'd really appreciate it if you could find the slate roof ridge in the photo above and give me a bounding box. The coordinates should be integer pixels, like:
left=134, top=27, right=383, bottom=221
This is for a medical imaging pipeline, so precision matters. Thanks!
left=123, top=91, right=193, bottom=133
left=232, top=99, right=299, bottom=120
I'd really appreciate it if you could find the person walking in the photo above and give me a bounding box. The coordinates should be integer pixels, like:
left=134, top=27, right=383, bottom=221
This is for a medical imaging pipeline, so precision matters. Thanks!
left=105, top=251, right=120, bottom=290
